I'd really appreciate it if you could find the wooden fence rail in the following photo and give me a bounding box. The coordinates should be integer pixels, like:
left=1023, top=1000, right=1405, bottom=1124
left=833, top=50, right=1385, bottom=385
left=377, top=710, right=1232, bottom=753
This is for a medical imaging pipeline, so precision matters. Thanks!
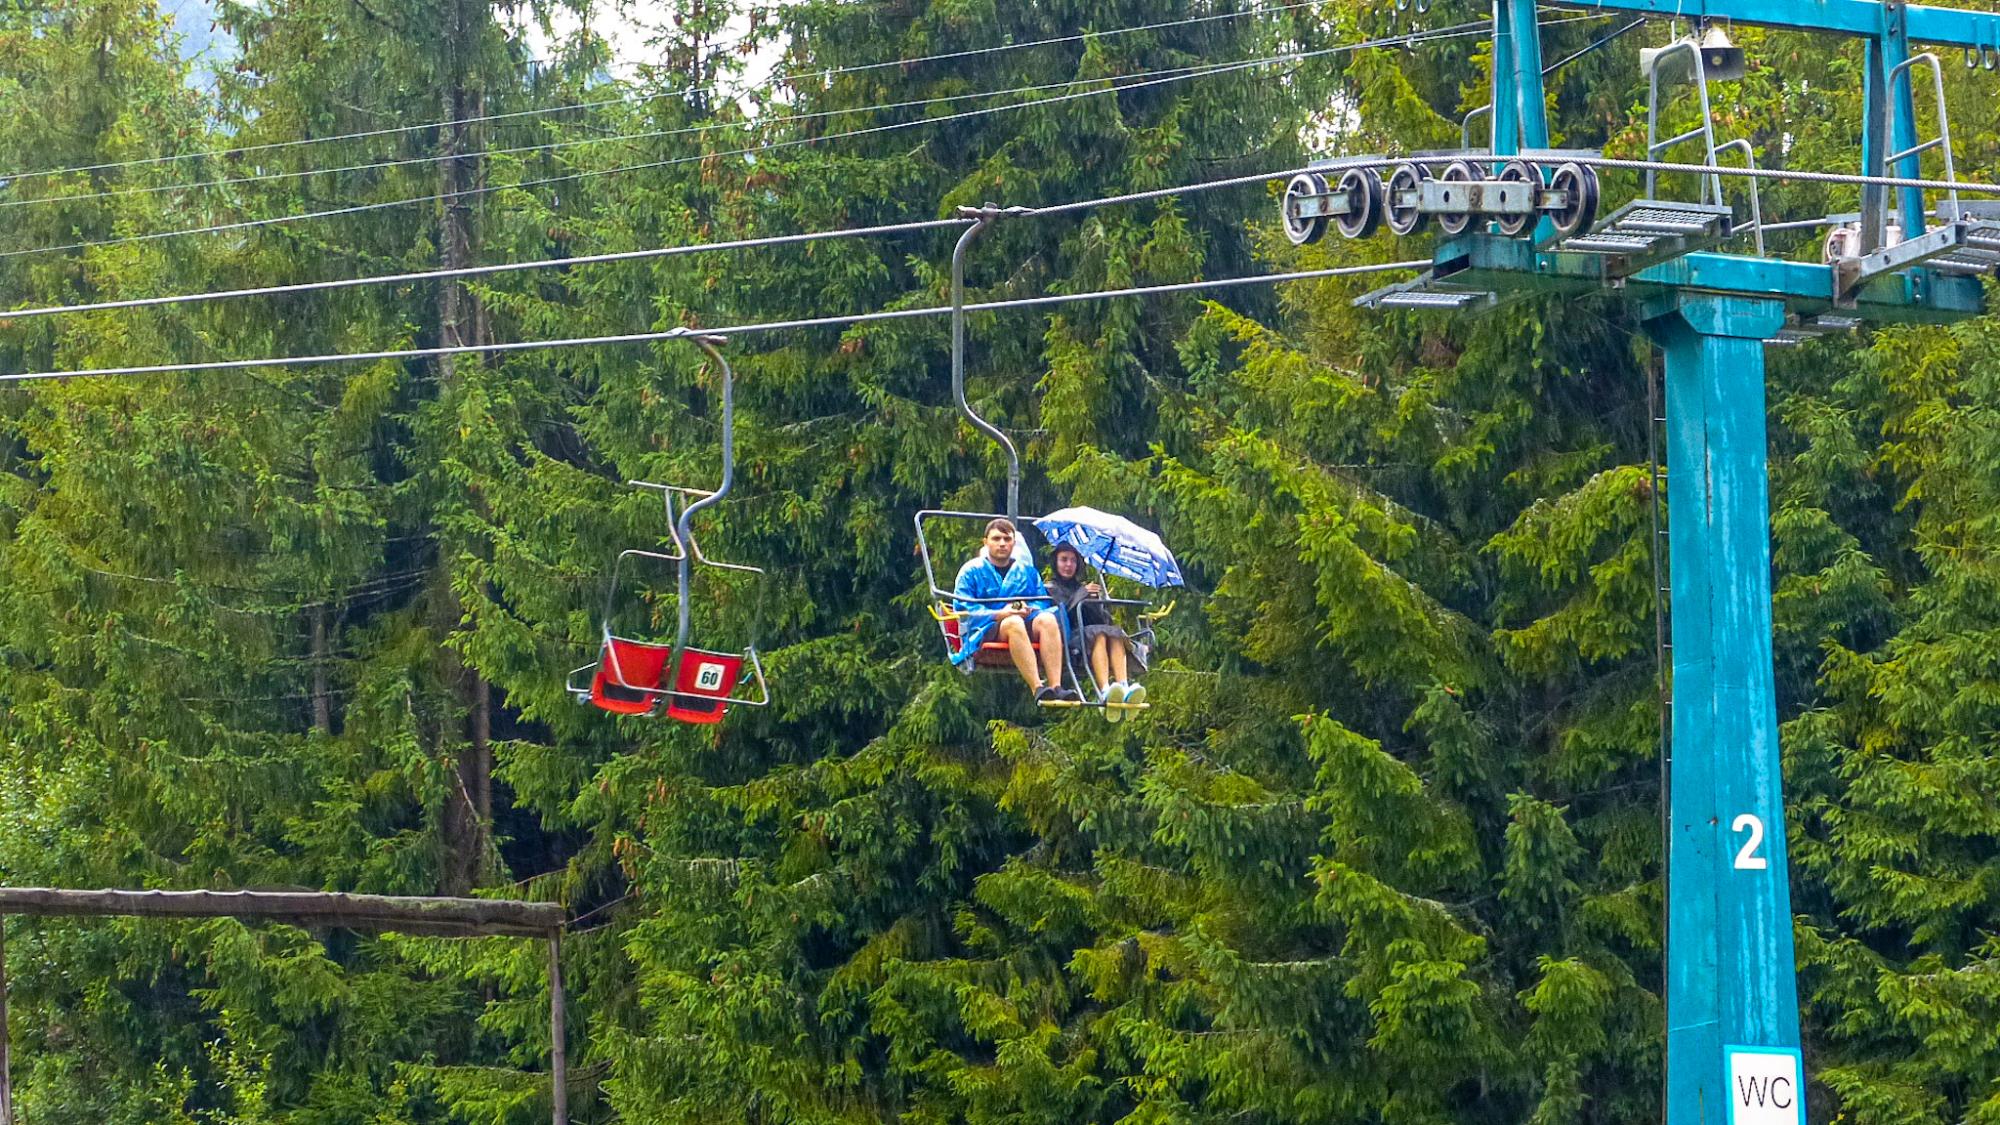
left=0, top=887, right=570, bottom=1125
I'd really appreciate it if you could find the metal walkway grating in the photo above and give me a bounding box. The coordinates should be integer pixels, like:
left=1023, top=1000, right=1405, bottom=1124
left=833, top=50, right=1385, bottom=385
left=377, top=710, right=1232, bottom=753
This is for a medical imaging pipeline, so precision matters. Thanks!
left=1352, top=273, right=1497, bottom=311
left=1926, top=225, right=2000, bottom=276
left=1559, top=199, right=1736, bottom=276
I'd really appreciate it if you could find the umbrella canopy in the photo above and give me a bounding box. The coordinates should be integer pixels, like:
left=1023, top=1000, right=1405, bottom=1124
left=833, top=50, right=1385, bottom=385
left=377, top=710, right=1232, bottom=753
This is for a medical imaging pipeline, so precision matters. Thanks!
left=1034, top=506, right=1184, bottom=588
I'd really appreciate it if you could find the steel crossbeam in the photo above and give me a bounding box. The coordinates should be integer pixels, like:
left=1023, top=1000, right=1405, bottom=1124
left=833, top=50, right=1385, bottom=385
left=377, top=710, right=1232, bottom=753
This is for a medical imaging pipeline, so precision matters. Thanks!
left=1540, top=0, right=2000, bottom=47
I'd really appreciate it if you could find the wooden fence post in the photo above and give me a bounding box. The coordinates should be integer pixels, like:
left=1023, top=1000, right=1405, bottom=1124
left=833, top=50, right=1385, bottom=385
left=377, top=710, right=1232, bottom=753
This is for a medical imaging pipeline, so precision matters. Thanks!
left=549, top=933, right=566, bottom=1125
left=2, top=914, right=14, bottom=1125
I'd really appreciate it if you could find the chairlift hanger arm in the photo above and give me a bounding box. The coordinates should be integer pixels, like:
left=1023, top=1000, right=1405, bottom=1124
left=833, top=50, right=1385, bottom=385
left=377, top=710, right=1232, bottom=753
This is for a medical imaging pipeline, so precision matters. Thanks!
left=1535, top=0, right=2000, bottom=48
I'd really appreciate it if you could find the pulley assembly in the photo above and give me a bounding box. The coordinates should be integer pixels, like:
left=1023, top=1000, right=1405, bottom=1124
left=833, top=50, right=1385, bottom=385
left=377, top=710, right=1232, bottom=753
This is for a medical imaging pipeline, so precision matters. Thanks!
left=1281, top=156, right=1602, bottom=246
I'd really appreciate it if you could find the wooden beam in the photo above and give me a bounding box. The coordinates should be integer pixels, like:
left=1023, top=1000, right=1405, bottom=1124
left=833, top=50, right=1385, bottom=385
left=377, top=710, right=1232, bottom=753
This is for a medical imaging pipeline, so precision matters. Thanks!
left=0, top=888, right=563, bottom=939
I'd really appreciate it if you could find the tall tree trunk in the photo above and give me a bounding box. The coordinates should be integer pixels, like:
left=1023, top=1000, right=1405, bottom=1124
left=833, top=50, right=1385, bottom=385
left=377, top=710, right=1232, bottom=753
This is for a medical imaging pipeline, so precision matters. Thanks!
left=437, top=0, right=492, bottom=896
left=311, top=604, right=333, bottom=734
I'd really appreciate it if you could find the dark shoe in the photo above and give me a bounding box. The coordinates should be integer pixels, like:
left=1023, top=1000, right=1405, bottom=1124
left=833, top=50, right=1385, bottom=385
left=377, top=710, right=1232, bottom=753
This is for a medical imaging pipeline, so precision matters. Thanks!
left=1035, top=686, right=1058, bottom=704
left=1056, top=686, right=1082, bottom=703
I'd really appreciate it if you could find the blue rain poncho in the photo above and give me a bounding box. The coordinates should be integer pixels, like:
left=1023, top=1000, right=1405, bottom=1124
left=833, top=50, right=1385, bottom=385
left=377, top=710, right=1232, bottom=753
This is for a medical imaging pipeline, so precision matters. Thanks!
left=950, top=549, right=1058, bottom=667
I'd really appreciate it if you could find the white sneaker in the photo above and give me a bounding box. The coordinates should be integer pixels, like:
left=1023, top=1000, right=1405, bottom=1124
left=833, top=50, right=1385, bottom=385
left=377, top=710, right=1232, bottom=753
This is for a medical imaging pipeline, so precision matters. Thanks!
left=1122, top=682, right=1147, bottom=711
left=1103, top=681, right=1127, bottom=722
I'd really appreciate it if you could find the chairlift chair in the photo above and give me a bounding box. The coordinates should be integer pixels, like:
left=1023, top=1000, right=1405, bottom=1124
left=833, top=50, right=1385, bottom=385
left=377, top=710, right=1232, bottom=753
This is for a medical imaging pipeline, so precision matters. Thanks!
left=921, top=212, right=1166, bottom=713
left=569, top=337, right=771, bottom=724
left=915, top=508, right=1069, bottom=685
left=917, top=508, right=1165, bottom=715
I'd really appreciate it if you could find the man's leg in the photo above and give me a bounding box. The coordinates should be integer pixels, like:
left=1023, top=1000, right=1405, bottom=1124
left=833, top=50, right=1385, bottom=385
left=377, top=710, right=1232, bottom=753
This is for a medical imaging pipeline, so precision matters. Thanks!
left=1033, top=612, right=1064, bottom=689
left=999, top=616, right=1041, bottom=691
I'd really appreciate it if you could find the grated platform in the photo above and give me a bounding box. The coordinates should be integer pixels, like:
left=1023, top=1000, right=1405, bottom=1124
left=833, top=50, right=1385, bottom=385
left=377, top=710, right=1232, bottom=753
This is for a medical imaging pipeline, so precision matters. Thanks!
left=1352, top=273, right=1497, bottom=311
left=1560, top=200, right=1736, bottom=276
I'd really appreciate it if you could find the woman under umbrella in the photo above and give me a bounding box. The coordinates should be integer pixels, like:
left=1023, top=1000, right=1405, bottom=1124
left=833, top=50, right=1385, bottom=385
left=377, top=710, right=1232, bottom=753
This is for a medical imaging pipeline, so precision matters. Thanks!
left=1045, top=543, right=1147, bottom=718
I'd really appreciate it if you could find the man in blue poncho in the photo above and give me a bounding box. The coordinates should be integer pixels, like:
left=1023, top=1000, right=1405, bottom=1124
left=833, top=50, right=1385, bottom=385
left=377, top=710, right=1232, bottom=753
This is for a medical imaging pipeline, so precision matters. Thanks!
left=953, top=518, right=1077, bottom=703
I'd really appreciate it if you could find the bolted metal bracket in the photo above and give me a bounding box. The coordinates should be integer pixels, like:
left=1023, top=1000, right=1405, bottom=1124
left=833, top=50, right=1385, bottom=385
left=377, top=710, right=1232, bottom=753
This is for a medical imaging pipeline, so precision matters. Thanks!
left=1288, top=190, right=1357, bottom=221
left=1831, top=222, right=1970, bottom=303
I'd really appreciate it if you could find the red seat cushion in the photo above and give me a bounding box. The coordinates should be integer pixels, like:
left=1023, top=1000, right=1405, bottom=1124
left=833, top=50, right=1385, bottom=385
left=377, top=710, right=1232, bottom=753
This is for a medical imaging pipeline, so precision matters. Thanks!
left=938, top=607, right=1036, bottom=668
left=973, top=641, right=1020, bottom=667
left=591, top=638, right=671, bottom=715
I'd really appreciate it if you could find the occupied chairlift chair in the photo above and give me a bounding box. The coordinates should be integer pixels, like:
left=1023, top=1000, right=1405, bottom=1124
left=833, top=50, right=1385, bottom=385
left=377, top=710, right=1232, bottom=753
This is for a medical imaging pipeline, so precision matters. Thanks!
left=569, top=335, right=771, bottom=723
left=920, top=209, right=1071, bottom=706
left=917, top=508, right=1054, bottom=673
left=916, top=207, right=1156, bottom=713
left=916, top=511, right=1170, bottom=712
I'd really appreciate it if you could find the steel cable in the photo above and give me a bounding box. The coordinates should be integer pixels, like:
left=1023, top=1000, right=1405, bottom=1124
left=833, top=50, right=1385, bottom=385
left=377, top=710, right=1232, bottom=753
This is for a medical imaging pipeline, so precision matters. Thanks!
left=0, top=20, right=1503, bottom=261
left=0, top=41, right=1346, bottom=213
left=0, top=0, right=1342, bottom=185
left=0, top=261, right=1430, bottom=382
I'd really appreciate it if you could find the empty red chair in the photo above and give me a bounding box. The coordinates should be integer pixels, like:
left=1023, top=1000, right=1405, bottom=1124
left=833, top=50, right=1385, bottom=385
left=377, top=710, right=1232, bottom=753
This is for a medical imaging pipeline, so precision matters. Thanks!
left=664, top=647, right=745, bottom=724
left=590, top=637, right=673, bottom=715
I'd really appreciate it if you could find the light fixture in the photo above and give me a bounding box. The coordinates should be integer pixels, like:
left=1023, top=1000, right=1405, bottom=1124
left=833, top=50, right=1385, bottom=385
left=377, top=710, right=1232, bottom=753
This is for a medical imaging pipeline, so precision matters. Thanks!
left=1699, top=24, right=1747, bottom=81
left=1640, top=23, right=1746, bottom=81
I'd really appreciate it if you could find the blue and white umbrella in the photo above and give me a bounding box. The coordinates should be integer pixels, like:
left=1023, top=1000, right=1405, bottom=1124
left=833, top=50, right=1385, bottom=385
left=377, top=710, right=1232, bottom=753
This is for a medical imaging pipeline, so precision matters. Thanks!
left=1034, top=506, right=1185, bottom=588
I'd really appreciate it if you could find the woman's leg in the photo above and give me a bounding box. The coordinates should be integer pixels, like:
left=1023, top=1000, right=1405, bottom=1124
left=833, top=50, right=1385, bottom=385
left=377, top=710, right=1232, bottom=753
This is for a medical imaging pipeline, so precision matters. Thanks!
left=1109, top=638, right=1130, bottom=684
left=1090, top=634, right=1111, bottom=690
left=1032, top=612, right=1065, bottom=689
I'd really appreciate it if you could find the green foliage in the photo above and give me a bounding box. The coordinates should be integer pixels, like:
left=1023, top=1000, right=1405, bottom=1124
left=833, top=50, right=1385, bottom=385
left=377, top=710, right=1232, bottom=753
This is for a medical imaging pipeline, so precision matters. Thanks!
left=0, top=1, right=1998, bottom=1122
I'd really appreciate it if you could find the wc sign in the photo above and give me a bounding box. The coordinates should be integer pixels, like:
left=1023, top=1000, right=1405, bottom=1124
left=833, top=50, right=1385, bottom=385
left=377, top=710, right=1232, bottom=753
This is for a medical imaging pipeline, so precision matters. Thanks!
left=1726, top=1047, right=1805, bottom=1125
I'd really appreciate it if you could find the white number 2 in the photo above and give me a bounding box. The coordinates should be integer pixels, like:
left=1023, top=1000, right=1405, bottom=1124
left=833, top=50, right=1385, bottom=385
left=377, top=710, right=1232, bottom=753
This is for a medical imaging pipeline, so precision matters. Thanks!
left=1732, top=814, right=1768, bottom=871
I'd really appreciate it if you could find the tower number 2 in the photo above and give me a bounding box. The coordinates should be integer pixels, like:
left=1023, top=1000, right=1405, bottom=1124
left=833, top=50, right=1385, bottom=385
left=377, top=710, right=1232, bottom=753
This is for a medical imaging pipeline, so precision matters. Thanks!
left=1732, top=814, right=1768, bottom=871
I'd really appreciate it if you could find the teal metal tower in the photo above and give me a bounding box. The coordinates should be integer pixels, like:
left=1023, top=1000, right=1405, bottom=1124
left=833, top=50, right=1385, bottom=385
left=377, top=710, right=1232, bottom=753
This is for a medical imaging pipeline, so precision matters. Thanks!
left=1286, top=2, right=2000, bottom=1122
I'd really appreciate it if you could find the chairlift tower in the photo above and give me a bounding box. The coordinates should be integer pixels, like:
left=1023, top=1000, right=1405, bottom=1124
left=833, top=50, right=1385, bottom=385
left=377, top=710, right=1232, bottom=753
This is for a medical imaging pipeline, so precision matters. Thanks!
left=1283, top=2, right=2000, bottom=1123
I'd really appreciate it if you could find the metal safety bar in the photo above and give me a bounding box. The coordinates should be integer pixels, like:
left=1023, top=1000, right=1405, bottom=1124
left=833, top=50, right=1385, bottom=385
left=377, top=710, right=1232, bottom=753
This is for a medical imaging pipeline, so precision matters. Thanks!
left=624, top=480, right=711, bottom=560
left=1716, top=139, right=1766, bottom=256
left=1885, top=52, right=1960, bottom=226
left=915, top=508, right=1046, bottom=600
left=1462, top=105, right=1491, bottom=152
left=1646, top=40, right=1723, bottom=208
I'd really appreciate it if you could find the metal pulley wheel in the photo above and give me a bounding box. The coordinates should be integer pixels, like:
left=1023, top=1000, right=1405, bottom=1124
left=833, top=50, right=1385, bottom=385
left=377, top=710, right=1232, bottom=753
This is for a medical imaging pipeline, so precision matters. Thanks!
left=1546, top=162, right=1600, bottom=237
left=1493, top=159, right=1540, bottom=237
left=1385, top=162, right=1432, bottom=236
left=1435, top=159, right=1479, bottom=236
left=1282, top=171, right=1330, bottom=245
left=1335, top=167, right=1386, bottom=240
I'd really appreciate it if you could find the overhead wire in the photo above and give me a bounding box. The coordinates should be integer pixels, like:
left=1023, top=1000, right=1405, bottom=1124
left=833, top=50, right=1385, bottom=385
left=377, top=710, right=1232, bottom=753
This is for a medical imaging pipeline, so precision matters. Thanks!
left=1, top=219, right=973, bottom=320
left=0, top=151, right=1396, bottom=321
left=0, top=24, right=1463, bottom=215
left=0, top=261, right=1432, bottom=382
left=0, top=0, right=1342, bottom=186
left=1541, top=17, right=1648, bottom=74
left=1566, top=153, right=1995, bottom=195
left=10, top=12, right=1971, bottom=339
left=0, top=18, right=1510, bottom=261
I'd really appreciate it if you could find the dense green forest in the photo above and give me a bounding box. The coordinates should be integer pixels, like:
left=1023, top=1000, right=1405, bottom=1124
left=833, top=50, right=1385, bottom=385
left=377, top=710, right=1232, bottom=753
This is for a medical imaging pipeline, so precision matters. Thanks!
left=0, top=0, right=1996, bottom=1121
